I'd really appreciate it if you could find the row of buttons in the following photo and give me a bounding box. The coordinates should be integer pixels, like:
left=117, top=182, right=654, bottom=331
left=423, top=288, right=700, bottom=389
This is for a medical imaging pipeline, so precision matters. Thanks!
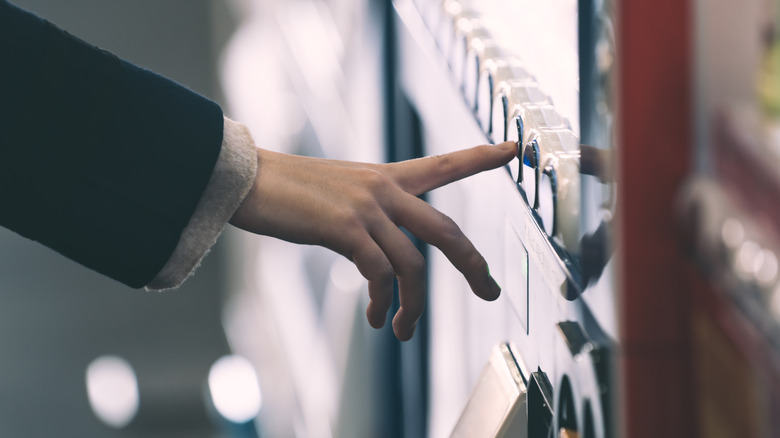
left=413, top=0, right=581, bottom=252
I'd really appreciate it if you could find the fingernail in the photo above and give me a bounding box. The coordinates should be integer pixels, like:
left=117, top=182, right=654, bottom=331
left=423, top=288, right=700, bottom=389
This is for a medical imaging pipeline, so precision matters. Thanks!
left=393, top=312, right=416, bottom=341
left=366, top=303, right=386, bottom=329
left=406, top=323, right=417, bottom=340
left=486, top=265, right=501, bottom=300
left=490, top=275, right=501, bottom=296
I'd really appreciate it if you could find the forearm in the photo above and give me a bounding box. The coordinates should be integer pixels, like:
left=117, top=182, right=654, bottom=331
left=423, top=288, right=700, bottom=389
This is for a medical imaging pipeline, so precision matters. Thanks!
left=0, top=0, right=227, bottom=287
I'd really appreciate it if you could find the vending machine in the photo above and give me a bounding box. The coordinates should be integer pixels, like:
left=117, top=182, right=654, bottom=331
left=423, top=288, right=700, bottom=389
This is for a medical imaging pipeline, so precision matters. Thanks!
left=223, top=0, right=780, bottom=437
left=392, top=0, right=617, bottom=436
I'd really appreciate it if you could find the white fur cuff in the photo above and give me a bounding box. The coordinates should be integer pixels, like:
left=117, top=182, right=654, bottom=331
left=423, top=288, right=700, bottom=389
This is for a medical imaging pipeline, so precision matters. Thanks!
left=145, top=117, right=258, bottom=290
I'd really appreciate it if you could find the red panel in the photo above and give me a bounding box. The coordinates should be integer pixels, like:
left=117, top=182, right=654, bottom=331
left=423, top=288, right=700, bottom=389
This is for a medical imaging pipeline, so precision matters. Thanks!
left=618, top=0, right=694, bottom=437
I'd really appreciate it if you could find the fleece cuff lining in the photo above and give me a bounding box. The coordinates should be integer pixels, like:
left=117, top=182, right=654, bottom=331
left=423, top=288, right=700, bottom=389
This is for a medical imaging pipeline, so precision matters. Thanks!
left=145, top=117, right=257, bottom=290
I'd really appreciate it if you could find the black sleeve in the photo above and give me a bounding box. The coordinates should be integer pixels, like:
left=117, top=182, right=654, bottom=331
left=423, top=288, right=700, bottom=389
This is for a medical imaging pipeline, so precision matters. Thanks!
left=0, top=1, right=224, bottom=288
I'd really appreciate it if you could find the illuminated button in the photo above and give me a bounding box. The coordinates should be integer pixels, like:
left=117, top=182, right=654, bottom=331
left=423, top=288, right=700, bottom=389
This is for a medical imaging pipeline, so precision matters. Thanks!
left=436, top=1, right=479, bottom=61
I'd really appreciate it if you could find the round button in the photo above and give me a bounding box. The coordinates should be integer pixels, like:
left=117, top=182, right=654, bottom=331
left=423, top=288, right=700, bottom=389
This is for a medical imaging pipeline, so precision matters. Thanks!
left=477, top=71, right=494, bottom=135
left=521, top=139, right=538, bottom=208
left=505, top=114, right=520, bottom=181
left=537, top=166, right=557, bottom=234
left=463, top=40, right=499, bottom=112
left=451, top=23, right=489, bottom=86
left=491, top=93, right=507, bottom=143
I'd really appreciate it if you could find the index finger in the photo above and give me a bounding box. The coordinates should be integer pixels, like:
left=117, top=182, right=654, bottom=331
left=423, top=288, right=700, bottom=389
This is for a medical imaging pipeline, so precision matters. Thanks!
left=382, top=141, right=517, bottom=196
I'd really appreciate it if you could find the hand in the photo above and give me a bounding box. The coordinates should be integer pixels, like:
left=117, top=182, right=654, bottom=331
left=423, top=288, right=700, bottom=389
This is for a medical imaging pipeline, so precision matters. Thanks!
left=229, top=141, right=517, bottom=340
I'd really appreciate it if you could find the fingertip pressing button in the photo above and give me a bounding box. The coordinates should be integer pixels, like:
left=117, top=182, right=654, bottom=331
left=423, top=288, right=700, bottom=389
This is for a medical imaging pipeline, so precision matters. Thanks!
left=521, top=139, right=539, bottom=208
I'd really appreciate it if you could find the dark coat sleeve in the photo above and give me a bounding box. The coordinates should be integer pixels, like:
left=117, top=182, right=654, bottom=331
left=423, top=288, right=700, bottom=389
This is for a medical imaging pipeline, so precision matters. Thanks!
left=0, top=1, right=224, bottom=288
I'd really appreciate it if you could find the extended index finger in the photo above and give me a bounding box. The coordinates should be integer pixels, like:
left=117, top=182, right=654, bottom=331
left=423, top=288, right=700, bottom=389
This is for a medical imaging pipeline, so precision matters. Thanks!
left=382, top=141, right=516, bottom=196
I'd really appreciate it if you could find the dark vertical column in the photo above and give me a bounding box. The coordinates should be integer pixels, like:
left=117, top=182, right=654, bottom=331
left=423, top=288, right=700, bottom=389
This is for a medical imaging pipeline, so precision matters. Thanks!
left=371, top=1, right=404, bottom=436
left=377, top=1, right=428, bottom=437
left=617, top=1, right=694, bottom=437
left=578, top=0, right=595, bottom=148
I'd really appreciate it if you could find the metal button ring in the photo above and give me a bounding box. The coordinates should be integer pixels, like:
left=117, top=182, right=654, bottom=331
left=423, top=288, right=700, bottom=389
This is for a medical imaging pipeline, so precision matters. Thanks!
left=450, top=19, right=491, bottom=88
left=502, top=108, right=524, bottom=182
left=477, top=59, right=527, bottom=139
left=492, top=92, right=510, bottom=143
left=498, top=82, right=549, bottom=147
left=521, top=139, right=540, bottom=209
left=537, top=164, right=558, bottom=235
left=463, top=39, right=501, bottom=112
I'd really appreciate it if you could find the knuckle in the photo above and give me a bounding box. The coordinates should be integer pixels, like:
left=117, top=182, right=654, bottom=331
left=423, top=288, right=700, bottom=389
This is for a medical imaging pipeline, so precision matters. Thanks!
left=341, top=208, right=364, bottom=231
left=352, top=191, right=379, bottom=213
left=433, top=153, right=454, bottom=173
left=439, top=215, right=464, bottom=243
left=405, top=253, right=426, bottom=278
left=344, top=170, right=392, bottom=215
left=367, top=262, right=395, bottom=285
left=377, top=266, right=395, bottom=284
left=465, top=250, right=488, bottom=271
left=360, top=169, right=391, bottom=192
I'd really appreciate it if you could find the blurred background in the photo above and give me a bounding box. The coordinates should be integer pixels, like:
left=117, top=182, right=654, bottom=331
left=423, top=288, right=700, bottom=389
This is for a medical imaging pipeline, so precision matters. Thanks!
left=1, top=1, right=393, bottom=437
left=0, top=1, right=240, bottom=437
left=2, top=0, right=780, bottom=437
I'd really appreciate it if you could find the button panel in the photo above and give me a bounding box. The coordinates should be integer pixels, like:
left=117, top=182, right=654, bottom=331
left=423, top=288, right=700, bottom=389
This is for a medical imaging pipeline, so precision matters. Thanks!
left=418, top=0, right=582, bottom=255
